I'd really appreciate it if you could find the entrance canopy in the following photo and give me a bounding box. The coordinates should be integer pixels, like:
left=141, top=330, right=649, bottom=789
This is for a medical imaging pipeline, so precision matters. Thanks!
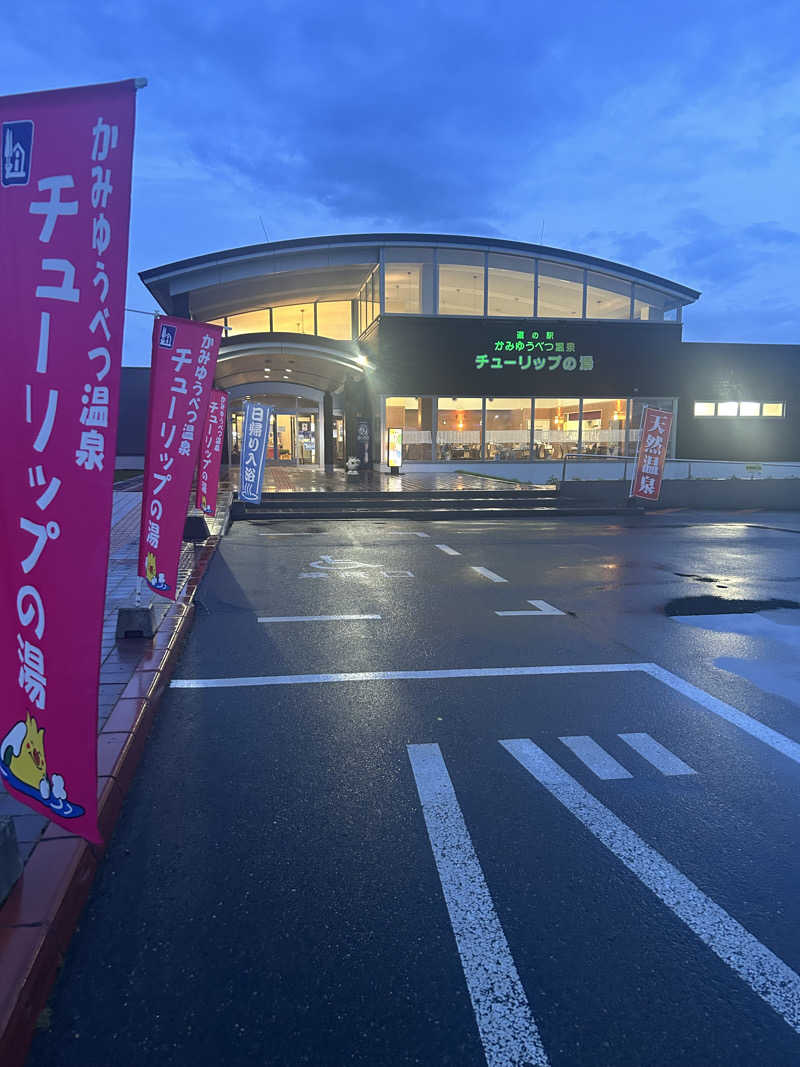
left=214, top=333, right=371, bottom=396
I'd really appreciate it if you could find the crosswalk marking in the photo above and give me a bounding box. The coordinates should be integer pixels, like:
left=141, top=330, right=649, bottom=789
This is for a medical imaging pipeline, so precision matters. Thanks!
left=559, top=736, right=633, bottom=779
left=500, top=738, right=800, bottom=1036
left=407, top=743, right=549, bottom=1066
left=619, top=732, right=697, bottom=776
left=435, top=543, right=461, bottom=555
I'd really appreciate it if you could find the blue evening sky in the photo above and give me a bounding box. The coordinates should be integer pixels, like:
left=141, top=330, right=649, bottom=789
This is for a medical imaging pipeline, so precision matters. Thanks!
left=2, top=1, right=798, bottom=365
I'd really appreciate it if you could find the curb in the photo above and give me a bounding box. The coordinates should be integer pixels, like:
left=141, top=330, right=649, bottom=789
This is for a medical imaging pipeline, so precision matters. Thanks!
left=0, top=535, right=221, bottom=1067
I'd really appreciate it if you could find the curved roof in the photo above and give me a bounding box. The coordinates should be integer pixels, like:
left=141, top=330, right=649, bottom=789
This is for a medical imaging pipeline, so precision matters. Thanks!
left=140, top=232, right=700, bottom=317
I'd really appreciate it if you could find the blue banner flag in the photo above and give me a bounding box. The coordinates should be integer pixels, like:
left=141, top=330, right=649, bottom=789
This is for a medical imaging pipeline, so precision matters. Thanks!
left=238, top=402, right=273, bottom=503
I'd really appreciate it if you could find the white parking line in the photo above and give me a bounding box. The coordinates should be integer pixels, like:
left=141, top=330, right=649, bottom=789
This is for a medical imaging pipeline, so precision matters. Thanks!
left=257, top=614, right=381, bottom=623
left=413, top=532, right=430, bottom=538
left=471, top=566, right=507, bottom=583
left=559, top=736, right=633, bottom=780
left=500, top=738, right=800, bottom=1036
left=619, top=733, right=697, bottom=776
left=408, top=743, right=549, bottom=1066
left=170, top=663, right=646, bottom=689
left=435, top=544, right=461, bottom=556
left=168, top=661, right=800, bottom=771
left=526, top=600, right=565, bottom=616
left=496, top=601, right=565, bottom=617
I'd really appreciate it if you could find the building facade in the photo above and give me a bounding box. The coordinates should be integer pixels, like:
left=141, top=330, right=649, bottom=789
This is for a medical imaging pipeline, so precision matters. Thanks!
left=128, top=234, right=799, bottom=471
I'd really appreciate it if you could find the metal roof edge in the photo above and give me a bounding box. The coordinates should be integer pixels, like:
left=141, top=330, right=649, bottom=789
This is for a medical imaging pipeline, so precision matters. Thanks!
left=139, top=232, right=701, bottom=302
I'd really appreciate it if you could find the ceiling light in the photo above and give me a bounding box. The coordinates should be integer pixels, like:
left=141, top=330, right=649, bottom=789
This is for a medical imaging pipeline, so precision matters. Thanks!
left=284, top=368, right=292, bottom=372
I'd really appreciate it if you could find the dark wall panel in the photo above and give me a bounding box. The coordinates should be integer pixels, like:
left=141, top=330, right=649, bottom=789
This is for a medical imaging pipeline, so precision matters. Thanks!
left=676, top=342, right=800, bottom=461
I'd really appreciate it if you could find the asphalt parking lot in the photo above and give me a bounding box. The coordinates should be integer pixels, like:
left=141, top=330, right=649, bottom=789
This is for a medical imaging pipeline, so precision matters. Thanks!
left=30, top=514, right=800, bottom=1066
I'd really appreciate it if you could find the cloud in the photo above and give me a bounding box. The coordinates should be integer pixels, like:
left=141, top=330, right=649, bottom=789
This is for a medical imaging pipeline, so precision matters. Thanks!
left=2, top=0, right=799, bottom=355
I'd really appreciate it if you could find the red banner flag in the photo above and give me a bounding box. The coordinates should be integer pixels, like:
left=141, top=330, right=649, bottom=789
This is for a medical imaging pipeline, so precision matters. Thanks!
left=630, top=407, right=673, bottom=501
left=138, top=316, right=222, bottom=599
left=196, top=389, right=228, bottom=515
left=0, top=80, right=138, bottom=842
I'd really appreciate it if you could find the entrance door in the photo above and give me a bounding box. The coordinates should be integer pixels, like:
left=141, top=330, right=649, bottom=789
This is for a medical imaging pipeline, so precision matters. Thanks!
left=274, top=414, right=295, bottom=463
left=297, top=414, right=316, bottom=465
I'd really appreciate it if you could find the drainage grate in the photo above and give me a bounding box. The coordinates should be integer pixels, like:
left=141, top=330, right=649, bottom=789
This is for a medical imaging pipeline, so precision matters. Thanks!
left=665, top=596, right=800, bottom=617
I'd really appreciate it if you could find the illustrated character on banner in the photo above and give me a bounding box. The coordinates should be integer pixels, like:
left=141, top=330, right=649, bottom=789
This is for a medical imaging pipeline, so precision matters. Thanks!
left=145, top=550, right=170, bottom=592
left=1, top=713, right=85, bottom=819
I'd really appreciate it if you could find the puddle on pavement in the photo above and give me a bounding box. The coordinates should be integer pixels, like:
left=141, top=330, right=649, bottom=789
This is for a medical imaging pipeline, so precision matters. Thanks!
left=669, top=603, right=800, bottom=707
left=665, top=596, right=800, bottom=616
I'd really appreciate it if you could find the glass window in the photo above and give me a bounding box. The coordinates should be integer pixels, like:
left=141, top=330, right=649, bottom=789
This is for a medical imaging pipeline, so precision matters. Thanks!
left=633, top=285, right=681, bottom=322
left=436, top=397, right=483, bottom=461
left=585, top=272, right=631, bottom=319
left=537, top=262, right=583, bottom=318
left=693, top=402, right=715, bottom=416
left=739, top=401, right=760, bottom=417
left=627, top=399, right=676, bottom=457
left=226, top=309, right=269, bottom=336
left=580, top=399, right=627, bottom=456
left=272, top=303, right=314, bottom=334
left=438, top=251, right=484, bottom=316
left=385, top=396, right=433, bottom=461
left=316, top=301, right=352, bottom=340
left=372, top=268, right=380, bottom=322
left=384, top=247, right=434, bottom=314
left=385, top=264, right=422, bottom=314
left=762, top=403, right=785, bottom=417
left=485, top=398, right=532, bottom=461
left=533, top=398, right=580, bottom=459
left=717, top=402, right=739, bottom=417
left=488, top=254, right=535, bottom=317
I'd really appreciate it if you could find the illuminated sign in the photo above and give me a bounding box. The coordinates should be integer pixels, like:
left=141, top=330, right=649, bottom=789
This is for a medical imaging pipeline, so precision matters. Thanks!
left=475, top=329, right=595, bottom=372
left=388, top=427, right=403, bottom=468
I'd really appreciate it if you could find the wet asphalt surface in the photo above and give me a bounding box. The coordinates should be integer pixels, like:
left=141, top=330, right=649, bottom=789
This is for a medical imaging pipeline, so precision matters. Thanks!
left=28, top=513, right=800, bottom=1066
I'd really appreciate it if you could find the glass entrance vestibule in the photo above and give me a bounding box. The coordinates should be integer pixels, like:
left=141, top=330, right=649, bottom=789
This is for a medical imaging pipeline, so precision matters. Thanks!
left=381, top=396, right=677, bottom=464
left=230, top=399, right=319, bottom=466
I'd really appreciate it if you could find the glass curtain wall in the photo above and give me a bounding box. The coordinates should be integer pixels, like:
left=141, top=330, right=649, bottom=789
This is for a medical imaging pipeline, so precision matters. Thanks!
left=223, top=301, right=353, bottom=340
left=272, top=304, right=314, bottom=334
left=533, top=398, right=580, bottom=458
left=487, top=254, right=535, bottom=317
left=485, top=398, right=531, bottom=461
left=626, top=398, right=676, bottom=457
left=384, top=247, right=435, bottom=314
left=438, top=251, right=484, bottom=316
left=537, top=262, right=584, bottom=317
left=436, top=398, right=483, bottom=460
left=384, top=396, right=433, bottom=460
left=580, top=399, right=628, bottom=455
left=585, top=273, right=631, bottom=319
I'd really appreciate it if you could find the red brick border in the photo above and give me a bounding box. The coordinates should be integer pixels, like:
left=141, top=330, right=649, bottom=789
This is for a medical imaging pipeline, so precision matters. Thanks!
left=0, top=535, right=220, bottom=1067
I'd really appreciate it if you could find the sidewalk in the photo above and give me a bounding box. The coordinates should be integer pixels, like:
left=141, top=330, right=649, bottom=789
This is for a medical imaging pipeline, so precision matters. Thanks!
left=0, top=488, right=231, bottom=1067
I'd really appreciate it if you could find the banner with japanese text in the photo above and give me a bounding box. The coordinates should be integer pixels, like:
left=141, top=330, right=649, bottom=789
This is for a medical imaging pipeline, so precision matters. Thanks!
left=0, top=80, right=137, bottom=842
left=238, top=402, right=273, bottom=503
left=138, top=316, right=222, bottom=599
left=195, top=389, right=228, bottom=515
left=630, top=407, right=673, bottom=501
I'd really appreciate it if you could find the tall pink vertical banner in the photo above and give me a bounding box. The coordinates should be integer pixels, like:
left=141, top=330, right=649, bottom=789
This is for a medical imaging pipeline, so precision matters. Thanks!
left=0, top=80, right=138, bottom=843
left=138, top=316, right=221, bottom=599
left=196, top=389, right=228, bottom=515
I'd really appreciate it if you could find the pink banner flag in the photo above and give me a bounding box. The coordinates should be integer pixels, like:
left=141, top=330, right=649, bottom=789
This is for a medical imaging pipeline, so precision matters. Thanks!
left=0, top=80, right=138, bottom=842
left=630, top=407, right=674, bottom=501
left=196, top=389, right=228, bottom=515
left=138, top=316, right=222, bottom=599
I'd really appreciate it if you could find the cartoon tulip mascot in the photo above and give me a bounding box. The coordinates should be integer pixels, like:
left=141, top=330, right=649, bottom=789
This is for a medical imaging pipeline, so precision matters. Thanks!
left=1, top=712, right=83, bottom=818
